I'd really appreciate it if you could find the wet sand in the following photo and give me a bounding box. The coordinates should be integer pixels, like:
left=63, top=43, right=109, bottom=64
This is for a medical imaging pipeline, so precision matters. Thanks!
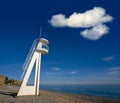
left=0, top=86, right=120, bottom=103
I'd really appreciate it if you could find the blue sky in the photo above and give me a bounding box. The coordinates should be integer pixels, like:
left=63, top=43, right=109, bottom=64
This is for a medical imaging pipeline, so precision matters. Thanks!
left=0, top=0, right=120, bottom=85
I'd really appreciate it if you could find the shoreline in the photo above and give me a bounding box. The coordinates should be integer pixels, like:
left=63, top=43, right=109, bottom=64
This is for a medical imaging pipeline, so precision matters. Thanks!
left=40, top=90, right=120, bottom=103
left=40, top=84, right=120, bottom=100
left=0, top=86, right=120, bottom=103
left=42, top=89, right=120, bottom=100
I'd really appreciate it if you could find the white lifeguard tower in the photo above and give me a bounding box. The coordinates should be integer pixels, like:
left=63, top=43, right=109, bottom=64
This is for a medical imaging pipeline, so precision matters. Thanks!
left=17, top=38, right=49, bottom=96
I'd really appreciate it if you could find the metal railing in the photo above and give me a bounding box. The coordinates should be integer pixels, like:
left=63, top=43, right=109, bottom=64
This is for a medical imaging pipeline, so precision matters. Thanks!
left=42, top=44, right=49, bottom=51
left=21, top=39, right=39, bottom=80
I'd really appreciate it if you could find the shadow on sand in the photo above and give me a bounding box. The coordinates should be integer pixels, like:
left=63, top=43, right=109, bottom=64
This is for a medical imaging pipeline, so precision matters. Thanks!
left=0, top=91, right=17, bottom=98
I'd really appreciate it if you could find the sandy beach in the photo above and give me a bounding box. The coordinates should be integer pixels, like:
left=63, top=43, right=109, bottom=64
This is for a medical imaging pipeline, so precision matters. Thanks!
left=0, top=86, right=120, bottom=103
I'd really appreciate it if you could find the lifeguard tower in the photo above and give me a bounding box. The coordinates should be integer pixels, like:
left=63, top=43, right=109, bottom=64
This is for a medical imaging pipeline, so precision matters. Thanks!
left=17, top=38, right=49, bottom=96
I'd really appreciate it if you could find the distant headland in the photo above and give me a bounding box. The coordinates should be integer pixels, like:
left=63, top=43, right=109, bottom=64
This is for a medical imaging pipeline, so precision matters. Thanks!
left=0, top=75, right=21, bottom=86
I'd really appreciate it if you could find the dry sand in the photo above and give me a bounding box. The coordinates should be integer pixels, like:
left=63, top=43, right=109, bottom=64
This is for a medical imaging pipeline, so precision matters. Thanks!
left=0, top=86, right=120, bottom=103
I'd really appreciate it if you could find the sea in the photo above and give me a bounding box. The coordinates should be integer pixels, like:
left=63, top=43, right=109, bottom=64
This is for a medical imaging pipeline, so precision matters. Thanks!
left=40, top=84, right=120, bottom=99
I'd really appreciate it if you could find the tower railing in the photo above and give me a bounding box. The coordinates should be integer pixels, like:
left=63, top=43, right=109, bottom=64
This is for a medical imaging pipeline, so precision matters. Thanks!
left=42, top=44, right=49, bottom=51
left=21, top=39, right=39, bottom=80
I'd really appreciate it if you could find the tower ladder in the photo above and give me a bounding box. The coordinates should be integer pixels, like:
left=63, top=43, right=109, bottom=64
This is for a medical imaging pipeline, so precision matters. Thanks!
left=21, top=39, right=39, bottom=80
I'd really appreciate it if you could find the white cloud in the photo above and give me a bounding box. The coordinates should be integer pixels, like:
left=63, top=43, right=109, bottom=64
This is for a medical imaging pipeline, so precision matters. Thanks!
left=108, top=71, right=119, bottom=75
left=108, top=67, right=120, bottom=71
left=49, top=7, right=113, bottom=40
left=49, top=14, right=67, bottom=27
left=80, top=24, right=109, bottom=40
left=70, top=71, right=77, bottom=75
left=102, top=55, right=116, bottom=62
left=49, top=7, right=112, bottom=28
left=46, top=72, right=61, bottom=75
left=46, top=71, right=78, bottom=75
left=51, top=67, right=61, bottom=71
left=108, top=67, right=120, bottom=75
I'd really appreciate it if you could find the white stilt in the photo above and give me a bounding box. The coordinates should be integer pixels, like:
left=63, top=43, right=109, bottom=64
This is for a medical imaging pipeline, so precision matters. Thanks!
left=17, top=38, right=49, bottom=96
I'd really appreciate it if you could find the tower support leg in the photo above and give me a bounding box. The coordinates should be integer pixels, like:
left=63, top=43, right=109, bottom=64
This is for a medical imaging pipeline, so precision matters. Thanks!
left=17, top=52, right=41, bottom=96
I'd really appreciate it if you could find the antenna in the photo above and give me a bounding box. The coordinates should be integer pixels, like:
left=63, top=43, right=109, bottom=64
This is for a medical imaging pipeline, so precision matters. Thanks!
left=39, top=27, right=42, bottom=39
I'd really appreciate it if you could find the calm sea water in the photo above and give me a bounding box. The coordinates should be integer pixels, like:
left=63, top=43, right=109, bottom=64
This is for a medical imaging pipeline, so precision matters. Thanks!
left=40, top=85, right=120, bottom=99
